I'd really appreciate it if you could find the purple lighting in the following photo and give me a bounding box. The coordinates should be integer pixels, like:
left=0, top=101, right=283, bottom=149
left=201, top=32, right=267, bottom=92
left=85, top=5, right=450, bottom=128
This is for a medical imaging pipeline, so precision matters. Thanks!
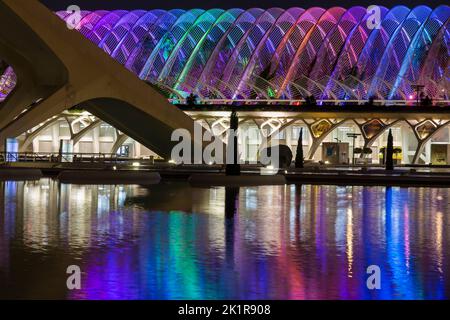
left=6, top=6, right=449, bottom=103
left=60, top=6, right=449, bottom=102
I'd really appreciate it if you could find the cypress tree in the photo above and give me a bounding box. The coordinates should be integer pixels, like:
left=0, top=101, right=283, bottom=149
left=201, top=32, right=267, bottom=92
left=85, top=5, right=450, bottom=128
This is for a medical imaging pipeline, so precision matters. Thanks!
left=295, top=128, right=304, bottom=168
left=385, top=129, right=394, bottom=171
left=226, top=110, right=240, bottom=176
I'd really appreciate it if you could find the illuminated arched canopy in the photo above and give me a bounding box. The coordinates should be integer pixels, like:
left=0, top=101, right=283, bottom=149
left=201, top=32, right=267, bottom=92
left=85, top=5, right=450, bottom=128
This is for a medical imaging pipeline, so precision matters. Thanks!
left=23, top=6, right=450, bottom=102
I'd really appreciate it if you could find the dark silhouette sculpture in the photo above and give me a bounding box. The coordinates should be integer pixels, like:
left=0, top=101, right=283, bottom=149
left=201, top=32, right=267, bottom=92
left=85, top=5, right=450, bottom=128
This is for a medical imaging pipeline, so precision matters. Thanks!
left=385, top=129, right=394, bottom=170
left=295, top=128, right=304, bottom=168
left=226, top=110, right=240, bottom=176
left=260, top=144, right=293, bottom=169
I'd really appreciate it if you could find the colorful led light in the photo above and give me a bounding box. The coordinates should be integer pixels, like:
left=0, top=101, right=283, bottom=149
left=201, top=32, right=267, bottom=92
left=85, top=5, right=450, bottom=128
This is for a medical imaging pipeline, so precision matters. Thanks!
left=2, top=6, right=448, bottom=103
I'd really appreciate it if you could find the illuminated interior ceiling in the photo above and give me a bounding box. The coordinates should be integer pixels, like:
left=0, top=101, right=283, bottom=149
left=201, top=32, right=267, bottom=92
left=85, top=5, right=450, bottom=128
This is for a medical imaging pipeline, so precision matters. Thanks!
left=3, top=6, right=449, bottom=103
left=0, top=65, right=16, bottom=102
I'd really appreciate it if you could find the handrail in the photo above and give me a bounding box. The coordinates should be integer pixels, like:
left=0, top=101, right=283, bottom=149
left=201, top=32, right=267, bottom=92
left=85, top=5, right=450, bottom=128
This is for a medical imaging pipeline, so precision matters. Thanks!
left=0, top=152, right=155, bottom=164
left=170, top=98, right=450, bottom=106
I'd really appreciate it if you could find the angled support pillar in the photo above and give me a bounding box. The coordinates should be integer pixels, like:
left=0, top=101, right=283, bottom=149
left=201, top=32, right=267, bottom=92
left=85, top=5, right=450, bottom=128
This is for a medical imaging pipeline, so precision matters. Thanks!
left=72, top=119, right=102, bottom=146
left=0, top=0, right=207, bottom=160
left=410, top=120, right=450, bottom=164
left=305, top=119, right=348, bottom=159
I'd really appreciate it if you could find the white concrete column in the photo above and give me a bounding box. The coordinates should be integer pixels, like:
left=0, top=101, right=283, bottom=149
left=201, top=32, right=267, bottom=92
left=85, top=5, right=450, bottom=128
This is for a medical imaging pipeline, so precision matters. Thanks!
left=135, top=141, right=141, bottom=158
left=92, top=126, right=99, bottom=154
left=238, top=124, right=247, bottom=162
left=286, top=125, right=292, bottom=151
left=447, top=145, right=450, bottom=165
left=32, top=138, right=39, bottom=153
left=401, top=126, right=410, bottom=164
left=425, top=140, right=431, bottom=164
left=52, top=124, right=59, bottom=152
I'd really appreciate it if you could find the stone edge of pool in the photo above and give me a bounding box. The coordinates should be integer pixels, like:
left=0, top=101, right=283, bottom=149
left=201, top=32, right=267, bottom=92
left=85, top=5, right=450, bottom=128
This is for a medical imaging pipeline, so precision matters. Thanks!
left=2, top=166, right=450, bottom=187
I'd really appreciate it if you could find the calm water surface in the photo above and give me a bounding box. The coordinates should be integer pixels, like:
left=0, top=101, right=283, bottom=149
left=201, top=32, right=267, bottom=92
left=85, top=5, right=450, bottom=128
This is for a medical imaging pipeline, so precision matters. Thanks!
left=0, top=179, right=449, bottom=299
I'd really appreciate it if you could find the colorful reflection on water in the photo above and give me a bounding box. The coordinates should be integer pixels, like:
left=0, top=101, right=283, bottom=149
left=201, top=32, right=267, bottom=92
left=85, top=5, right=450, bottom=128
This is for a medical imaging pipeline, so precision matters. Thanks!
left=0, top=179, right=449, bottom=299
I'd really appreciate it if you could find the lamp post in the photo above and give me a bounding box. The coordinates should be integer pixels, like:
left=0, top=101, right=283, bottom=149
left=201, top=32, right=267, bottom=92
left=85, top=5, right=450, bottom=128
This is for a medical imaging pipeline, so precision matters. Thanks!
left=347, top=133, right=361, bottom=165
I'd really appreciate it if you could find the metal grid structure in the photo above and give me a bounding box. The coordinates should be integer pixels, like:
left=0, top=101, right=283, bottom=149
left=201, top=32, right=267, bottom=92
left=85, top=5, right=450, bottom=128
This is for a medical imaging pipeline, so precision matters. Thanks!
left=1, top=6, right=449, bottom=104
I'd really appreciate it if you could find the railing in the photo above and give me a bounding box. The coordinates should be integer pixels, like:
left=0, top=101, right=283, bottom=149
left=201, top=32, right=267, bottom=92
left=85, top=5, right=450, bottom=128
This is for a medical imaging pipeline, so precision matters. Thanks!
left=0, top=152, right=154, bottom=164
left=170, top=98, right=450, bottom=106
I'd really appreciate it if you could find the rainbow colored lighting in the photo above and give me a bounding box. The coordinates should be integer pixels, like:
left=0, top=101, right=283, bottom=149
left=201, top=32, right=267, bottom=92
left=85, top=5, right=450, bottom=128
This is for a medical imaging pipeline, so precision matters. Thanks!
left=3, top=6, right=449, bottom=103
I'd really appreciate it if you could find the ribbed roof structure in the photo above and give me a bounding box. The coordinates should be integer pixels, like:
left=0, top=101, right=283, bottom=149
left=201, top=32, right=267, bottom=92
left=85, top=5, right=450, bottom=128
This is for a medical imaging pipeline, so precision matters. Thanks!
left=1, top=6, right=448, bottom=102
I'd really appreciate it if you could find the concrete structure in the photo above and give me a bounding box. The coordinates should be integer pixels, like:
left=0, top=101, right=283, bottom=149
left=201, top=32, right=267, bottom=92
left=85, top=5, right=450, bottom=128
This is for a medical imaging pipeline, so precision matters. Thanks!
left=183, top=106, right=450, bottom=165
left=13, top=106, right=450, bottom=165
left=0, top=3, right=449, bottom=165
left=17, top=111, right=158, bottom=158
left=0, top=0, right=202, bottom=159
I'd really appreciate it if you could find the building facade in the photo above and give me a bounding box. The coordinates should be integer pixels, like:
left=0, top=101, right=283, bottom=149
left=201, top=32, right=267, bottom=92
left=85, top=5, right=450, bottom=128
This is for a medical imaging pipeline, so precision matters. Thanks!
left=15, top=109, right=450, bottom=165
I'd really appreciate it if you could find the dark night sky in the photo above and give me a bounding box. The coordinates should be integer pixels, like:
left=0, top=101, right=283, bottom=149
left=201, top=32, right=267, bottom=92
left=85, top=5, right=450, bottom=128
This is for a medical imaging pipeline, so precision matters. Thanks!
left=40, top=0, right=448, bottom=10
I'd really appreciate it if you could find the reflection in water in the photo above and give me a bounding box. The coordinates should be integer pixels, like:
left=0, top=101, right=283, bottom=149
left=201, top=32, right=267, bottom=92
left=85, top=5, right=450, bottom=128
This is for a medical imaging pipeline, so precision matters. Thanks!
left=0, top=179, right=450, bottom=299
